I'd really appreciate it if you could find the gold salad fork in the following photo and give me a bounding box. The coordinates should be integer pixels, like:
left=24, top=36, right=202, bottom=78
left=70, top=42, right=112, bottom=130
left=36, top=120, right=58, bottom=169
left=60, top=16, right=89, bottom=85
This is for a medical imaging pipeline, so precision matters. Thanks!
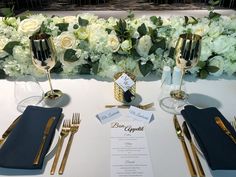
left=59, top=113, right=80, bottom=175
left=50, top=120, right=70, bottom=175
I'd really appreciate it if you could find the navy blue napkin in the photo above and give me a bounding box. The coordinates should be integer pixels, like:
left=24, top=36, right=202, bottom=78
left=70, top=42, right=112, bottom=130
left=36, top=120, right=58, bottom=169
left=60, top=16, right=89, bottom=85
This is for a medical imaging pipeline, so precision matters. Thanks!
left=181, top=105, right=236, bottom=170
left=0, top=106, right=62, bottom=169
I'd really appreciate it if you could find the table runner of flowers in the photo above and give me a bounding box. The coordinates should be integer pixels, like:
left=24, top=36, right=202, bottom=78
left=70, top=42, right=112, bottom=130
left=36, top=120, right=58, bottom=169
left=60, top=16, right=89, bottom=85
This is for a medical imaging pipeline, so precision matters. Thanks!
left=0, top=11, right=235, bottom=79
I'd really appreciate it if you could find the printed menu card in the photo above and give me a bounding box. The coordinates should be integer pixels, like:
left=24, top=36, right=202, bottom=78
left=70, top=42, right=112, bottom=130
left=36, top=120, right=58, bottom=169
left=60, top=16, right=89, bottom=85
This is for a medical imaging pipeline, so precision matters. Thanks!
left=111, top=121, right=154, bottom=177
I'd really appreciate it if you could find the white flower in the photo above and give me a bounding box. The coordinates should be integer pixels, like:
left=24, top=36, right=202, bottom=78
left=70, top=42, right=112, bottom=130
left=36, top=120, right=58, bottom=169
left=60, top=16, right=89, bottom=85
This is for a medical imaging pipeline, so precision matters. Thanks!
left=212, top=35, right=235, bottom=54
left=107, top=34, right=120, bottom=52
left=209, top=56, right=225, bottom=76
left=224, top=59, right=236, bottom=75
left=18, top=18, right=42, bottom=36
left=136, top=35, right=153, bottom=57
left=0, top=35, right=9, bottom=58
left=208, top=21, right=224, bottom=38
left=56, top=32, right=77, bottom=49
left=121, top=40, right=132, bottom=52
left=13, top=46, right=30, bottom=62
left=63, top=16, right=77, bottom=24
left=75, top=27, right=89, bottom=40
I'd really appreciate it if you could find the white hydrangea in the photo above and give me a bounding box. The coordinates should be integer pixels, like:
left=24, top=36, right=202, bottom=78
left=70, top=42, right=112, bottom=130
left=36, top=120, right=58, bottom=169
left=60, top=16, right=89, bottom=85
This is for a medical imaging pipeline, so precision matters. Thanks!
left=209, top=56, right=225, bottom=77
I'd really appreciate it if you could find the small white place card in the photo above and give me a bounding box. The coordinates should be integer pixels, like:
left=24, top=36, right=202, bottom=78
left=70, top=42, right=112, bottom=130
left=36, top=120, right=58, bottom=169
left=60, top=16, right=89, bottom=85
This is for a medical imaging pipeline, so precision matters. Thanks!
left=111, top=121, right=154, bottom=177
left=128, top=106, right=154, bottom=123
left=96, top=108, right=121, bottom=124
left=115, top=73, right=135, bottom=92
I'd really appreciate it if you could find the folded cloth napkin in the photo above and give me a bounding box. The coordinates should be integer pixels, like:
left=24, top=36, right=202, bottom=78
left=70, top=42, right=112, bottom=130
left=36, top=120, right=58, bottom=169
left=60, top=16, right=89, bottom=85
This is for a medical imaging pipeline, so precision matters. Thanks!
left=181, top=105, right=236, bottom=170
left=0, top=106, right=62, bottom=169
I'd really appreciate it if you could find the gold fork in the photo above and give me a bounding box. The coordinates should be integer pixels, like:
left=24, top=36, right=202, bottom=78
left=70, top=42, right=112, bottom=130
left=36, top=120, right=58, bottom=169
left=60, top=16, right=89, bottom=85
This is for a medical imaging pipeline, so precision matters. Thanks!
left=59, top=113, right=80, bottom=175
left=50, top=119, right=70, bottom=175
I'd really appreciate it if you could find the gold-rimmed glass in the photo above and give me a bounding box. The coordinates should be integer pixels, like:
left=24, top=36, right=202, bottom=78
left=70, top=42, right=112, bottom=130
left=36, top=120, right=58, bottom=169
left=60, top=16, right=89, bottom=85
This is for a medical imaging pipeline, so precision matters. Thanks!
left=159, top=33, right=202, bottom=114
left=29, top=33, right=63, bottom=100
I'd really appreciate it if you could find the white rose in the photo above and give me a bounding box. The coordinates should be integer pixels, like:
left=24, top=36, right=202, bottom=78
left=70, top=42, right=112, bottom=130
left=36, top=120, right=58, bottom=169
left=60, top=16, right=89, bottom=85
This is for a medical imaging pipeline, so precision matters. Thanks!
left=63, top=16, right=77, bottom=24
left=209, top=56, right=225, bottom=76
left=57, top=32, right=76, bottom=49
left=121, top=40, right=132, bottom=52
left=107, top=34, right=120, bottom=52
left=75, top=27, right=89, bottom=40
left=208, top=21, right=224, bottom=38
left=212, top=35, right=234, bottom=54
left=136, top=35, right=153, bottom=57
left=0, top=35, right=9, bottom=57
left=18, top=18, right=41, bottom=35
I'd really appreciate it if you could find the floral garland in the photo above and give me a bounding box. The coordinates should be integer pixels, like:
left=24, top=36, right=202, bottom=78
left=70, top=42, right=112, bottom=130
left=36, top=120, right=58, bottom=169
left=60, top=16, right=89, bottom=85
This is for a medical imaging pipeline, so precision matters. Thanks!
left=0, top=11, right=236, bottom=79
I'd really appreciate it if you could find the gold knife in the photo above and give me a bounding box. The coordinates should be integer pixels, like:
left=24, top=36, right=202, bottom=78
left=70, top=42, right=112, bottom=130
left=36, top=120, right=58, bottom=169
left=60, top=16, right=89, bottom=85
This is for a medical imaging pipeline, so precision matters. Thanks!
left=215, top=116, right=236, bottom=144
left=183, top=121, right=205, bottom=177
left=33, top=117, right=55, bottom=165
left=0, top=115, right=21, bottom=145
left=173, top=115, right=197, bottom=177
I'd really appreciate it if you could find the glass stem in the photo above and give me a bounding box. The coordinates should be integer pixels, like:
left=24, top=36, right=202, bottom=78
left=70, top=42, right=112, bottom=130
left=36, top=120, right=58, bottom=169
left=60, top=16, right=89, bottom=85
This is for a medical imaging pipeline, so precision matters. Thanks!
left=46, top=70, right=54, bottom=95
left=178, top=69, right=185, bottom=93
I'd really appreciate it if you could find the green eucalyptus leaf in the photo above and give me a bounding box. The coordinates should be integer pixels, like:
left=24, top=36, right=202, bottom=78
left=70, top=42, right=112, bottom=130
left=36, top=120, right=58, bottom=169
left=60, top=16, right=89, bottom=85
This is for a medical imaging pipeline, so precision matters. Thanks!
left=92, top=61, right=99, bottom=74
left=51, top=61, right=63, bottom=73
left=209, top=11, right=221, bottom=20
left=79, top=64, right=91, bottom=74
left=3, top=41, right=20, bottom=55
left=197, top=61, right=206, bottom=68
left=64, top=49, right=79, bottom=62
left=207, top=65, right=219, bottom=73
left=0, top=7, right=14, bottom=17
left=139, top=60, right=154, bottom=76
left=106, top=28, right=112, bottom=34
left=56, top=23, right=69, bottom=32
left=149, top=43, right=158, bottom=55
left=154, top=38, right=166, bottom=49
left=79, top=17, right=89, bottom=27
left=137, top=23, right=147, bottom=37
left=199, top=69, right=208, bottom=79
left=19, top=15, right=28, bottom=21
left=0, top=69, right=6, bottom=79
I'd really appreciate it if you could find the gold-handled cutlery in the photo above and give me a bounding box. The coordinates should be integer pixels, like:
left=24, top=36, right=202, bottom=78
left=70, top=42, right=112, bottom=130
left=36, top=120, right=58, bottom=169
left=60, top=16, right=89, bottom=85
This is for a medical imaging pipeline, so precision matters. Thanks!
left=173, top=115, right=197, bottom=177
left=182, top=121, right=205, bottom=177
left=105, top=102, right=154, bottom=110
left=33, top=117, right=55, bottom=165
left=59, top=113, right=80, bottom=175
left=50, top=120, right=70, bottom=175
left=215, top=116, right=236, bottom=144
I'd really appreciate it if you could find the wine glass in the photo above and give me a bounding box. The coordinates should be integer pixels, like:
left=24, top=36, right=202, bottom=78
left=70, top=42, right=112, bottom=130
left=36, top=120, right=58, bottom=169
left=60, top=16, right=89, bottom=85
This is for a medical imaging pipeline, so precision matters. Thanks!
left=14, top=75, right=44, bottom=112
left=159, top=33, right=202, bottom=114
left=29, top=33, right=63, bottom=100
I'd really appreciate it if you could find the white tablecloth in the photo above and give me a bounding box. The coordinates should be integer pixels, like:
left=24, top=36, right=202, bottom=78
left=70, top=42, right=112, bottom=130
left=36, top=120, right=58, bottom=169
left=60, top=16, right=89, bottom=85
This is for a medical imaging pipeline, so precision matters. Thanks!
left=1, top=75, right=236, bottom=177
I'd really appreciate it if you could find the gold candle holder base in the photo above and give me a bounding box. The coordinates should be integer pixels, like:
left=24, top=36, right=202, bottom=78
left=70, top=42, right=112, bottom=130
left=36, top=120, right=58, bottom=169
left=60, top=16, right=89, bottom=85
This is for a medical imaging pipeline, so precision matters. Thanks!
left=44, top=89, right=63, bottom=100
left=114, top=72, right=136, bottom=103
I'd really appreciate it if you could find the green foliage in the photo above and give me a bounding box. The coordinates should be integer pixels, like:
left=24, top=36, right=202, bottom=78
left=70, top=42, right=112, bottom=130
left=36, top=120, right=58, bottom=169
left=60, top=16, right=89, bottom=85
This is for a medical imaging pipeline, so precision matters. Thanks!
left=64, top=49, right=79, bottom=62
left=137, top=23, right=147, bottom=37
left=0, top=7, right=15, bottom=17
left=92, top=61, right=99, bottom=74
left=79, top=64, right=91, bottom=74
left=184, top=16, right=198, bottom=26
left=150, top=16, right=163, bottom=26
left=3, top=41, right=20, bottom=55
left=197, top=60, right=219, bottom=79
left=208, top=11, right=221, bottom=21
left=139, top=60, right=154, bottom=76
left=79, top=17, right=89, bottom=27
left=114, top=19, right=130, bottom=41
left=51, top=61, right=63, bottom=73
left=56, top=23, right=69, bottom=32
left=126, top=10, right=134, bottom=20
left=0, top=69, right=6, bottom=79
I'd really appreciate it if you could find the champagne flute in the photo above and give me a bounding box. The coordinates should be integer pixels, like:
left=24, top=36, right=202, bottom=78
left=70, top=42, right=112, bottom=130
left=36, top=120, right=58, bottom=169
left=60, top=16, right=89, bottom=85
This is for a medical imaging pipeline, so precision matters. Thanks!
left=29, top=33, right=63, bottom=100
left=159, top=33, right=201, bottom=114
left=170, top=33, right=202, bottom=100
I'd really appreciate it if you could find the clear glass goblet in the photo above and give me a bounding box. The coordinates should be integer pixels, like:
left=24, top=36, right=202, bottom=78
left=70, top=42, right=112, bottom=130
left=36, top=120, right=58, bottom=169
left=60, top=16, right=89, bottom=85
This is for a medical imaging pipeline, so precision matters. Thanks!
left=159, top=33, right=202, bottom=114
left=29, top=33, right=63, bottom=100
left=14, top=75, right=44, bottom=112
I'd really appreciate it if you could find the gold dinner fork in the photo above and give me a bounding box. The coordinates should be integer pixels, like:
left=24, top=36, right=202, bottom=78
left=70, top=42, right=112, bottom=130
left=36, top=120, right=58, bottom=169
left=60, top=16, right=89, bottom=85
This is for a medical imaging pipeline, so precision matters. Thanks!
left=50, top=119, right=70, bottom=175
left=59, top=113, right=80, bottom=175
